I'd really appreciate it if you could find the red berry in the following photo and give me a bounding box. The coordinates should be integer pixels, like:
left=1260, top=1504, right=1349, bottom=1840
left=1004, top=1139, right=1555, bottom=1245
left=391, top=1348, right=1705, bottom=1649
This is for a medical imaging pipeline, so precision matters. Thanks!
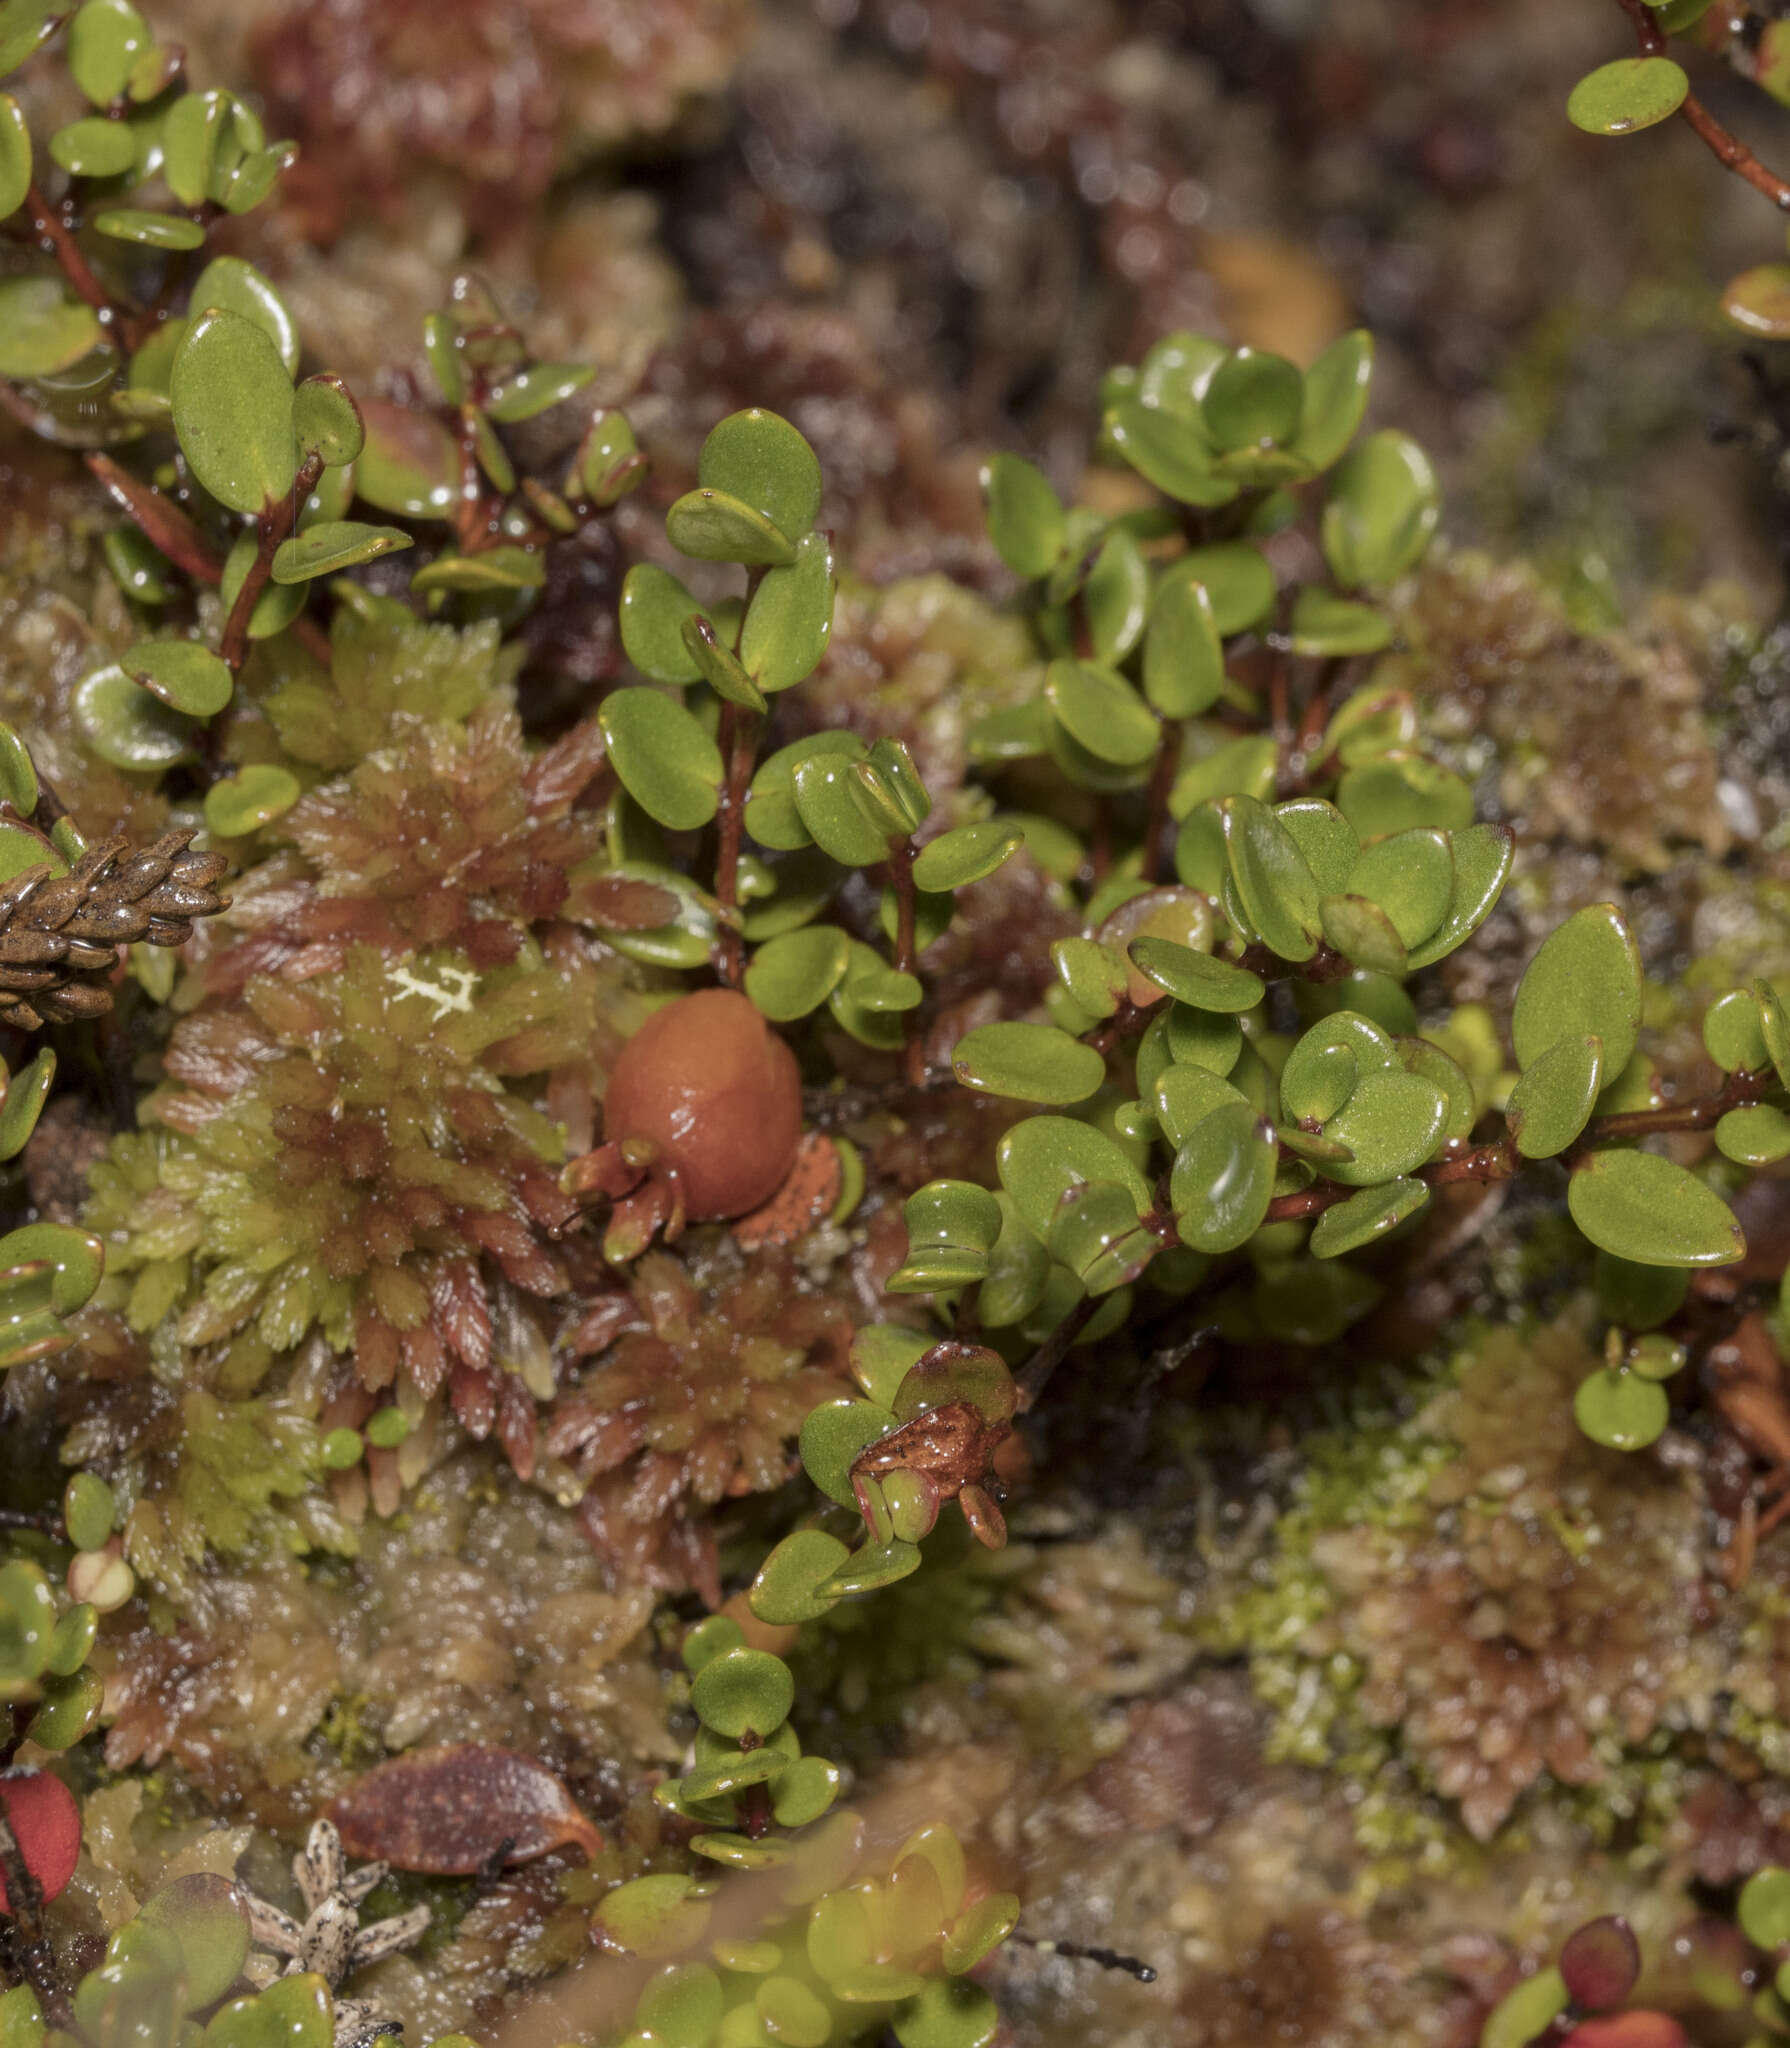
left=602, top=989, right=802, bottom=1221
left=0, top=1769, right=81, bottom=1910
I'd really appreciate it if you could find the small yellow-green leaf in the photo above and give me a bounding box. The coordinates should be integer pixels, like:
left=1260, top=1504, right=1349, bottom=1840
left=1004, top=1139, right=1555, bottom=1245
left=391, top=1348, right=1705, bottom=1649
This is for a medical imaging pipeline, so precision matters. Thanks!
left=1171, top=1099, right=1275, bottom=1255
left=911, top=821, right=1020, bottom=893
left=1169, top=734, right=1277, bottom=818
left=1482, top=1968, right=1569, bottom=2048
left=219, top=531, right=303, bottom=640
left=355, top=398, right=457, bottom=517
left=1319, top=894, right=1406, bottom=976
left=699, top=407, right=822, bottom=543
left=691, top=1646, right=794, bottom=1740
left=0, top=278, right=102, bottom=379
left=0, top=2, right=65, bottom=80
left=1164, top=543, right=1276, bottom=637
left=410, top=545, right=544, bottom=595
left=161, top=87, right=227, bottom=207
left=1201, top=346, right=1302, bottom=451
left=982, top=451, right=1065, bottom=576
left=1322, top=1069, right=1448, bottom=1185
left=0, top=1049, right=54, bottom=1161
left=598, top=686, right=724, bottom=832
left=679, top=612, right=765, bottom=712
left=667, top=483, right=800, bottom=565
left=1405, top=822, right=1512, bottom=968
left=819, top=1537, right=922, bottom=1599
left=1288, top=586, right=1391, bottom=657
left=1715, top=1103, right=1790, bottom=1167
left=27, top=1666, right=102, bottom=1750
left=190, top=256, right=299, bottom=377
left=745, top=924, right=852, bottom=1022
left=1336, top=752, right=1474, bottom=837
left=1703, top=989, right=1769, bottom=1074
left=1220, top=793, right=1321, bottom=962
left=484, top=360, right=595, bottom=423
left=1309, top=1175, right=1428, bottom=1258
left=1573, top=1366, right=1668, bottom=1451
left=751, top=1529, right=850, bottom=1625
left=952, top=1022, right=1106, bottom=1105
left=619, top=564, right=705, bottom=686
left=595, top=1875, right=712, bottom=1959
left=793, top=750, right=886, bottom=866
left=1567, top=56, right=1688, bottom=134
left=1294, top=329, right=1373, bottom=470
left=740, top=529, right=835, bottom=692
left=1045, top=658, right=1160, bottom=768
left=74, top=661, right=199, bottom=769
left=271, top=519, right=410, bottom=583
left=67, top=0, right=146, bottom=104
left=93, top=209, right=206, bottom=249
left=1346, top=827, right=1453, bottom=947
left=122, top=638, right=232, bottom=718
left=1127, top=935, right=1263, bottom=1013
left=893, top=1978, right=999, bottom=2048
left=172, top=309, right=296, bottom=516
left=1724, top=263, right=1790, bottom=339
left=997, top=1114, right=1151, bottom=1243
left=1083, top=527, right=1149, bottom=662
left=800, top=1398, right=897, bottom=1506
left=1, top=1223, right=102, bottom=1314
left=48, top=112, right=133, bottom=174
left=0, top=93, right=26, bottom=216
left=1508, top=1033, right=1603, bottom=1160
left=292, top=373, right=364, bottom=466
left=1740, top=1868, right=1790, bottom=1951
left=1321, top=430, right=1439, bottom=591
left=1512, top=902, right=1640, bottom=1078
left=1568, top=1149, right=1744, bottom=1267
left=1105, top=396, right=1236, bottom=507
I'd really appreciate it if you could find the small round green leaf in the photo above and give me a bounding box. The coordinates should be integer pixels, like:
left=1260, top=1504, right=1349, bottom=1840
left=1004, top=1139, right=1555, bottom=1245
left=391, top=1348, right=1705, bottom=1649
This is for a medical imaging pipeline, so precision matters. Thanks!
left=1171, top=1099, right=1276, bottom=1254
left=691, top=1647, right=794, bottom=1741
left=740, top=530, right=835, bottom=692
left=982, top=452, right=1065, bottom=577
left=1346, top=828, right=1453, bottom=947
left=1567, top=56, right=1688, bottom=134
left=1143, top=570, right=1225, bottom=719
left=67, top=0, right=146, bottom=104
left=596, top=1874, right=712, bottom=1959
left=1309, top=1176, right=1429, bottom=1258
left=1106, top=397, right=1236, bottom=507
left=1, top=1224, right=101, bottom=1315
left=75, top=662, right=199, bottom=769
left=93, top=209, right=206, bottom=249
left=1568, top=1149, right=1745, bottom=1268
left=48, top=113, right=133, bottom=174
left=1322, top=1069, right=1448, bottom=1185
left=952, top=1022, right=1106, bottom=1105
left=745, top=925, right=852, bottom=1021
left=679, top=612, right=765, bottom=711
left=1574, top=1366, right=1668, bottom=1451
left=1294, top=329, right=1373, bottom=470
left=820, top=1538, right=922, bottom=1599
left=138, top=1875, right=250, bottom=2009
left=1319, top=894, right=1406, bottom=975
left=1083, top=527, right=1149, bottom=663
left=45, top=1599, right=98, bottom=1681
left=1704, top=990, right=1769, bottom=1075
left=598, top=687, right=724, bottom=833
left=911, top=821, right=1021, bottom=893
left=123, top=638, right=232, bottom=718
left=1741, top=1868, right=1790, bottom=1951
left=0, top=1050, right=54, bottom=1163
left=1405, top=823, right=1512, bottom=968
left=1321, top=430, right=1439, bottom=591
left=1201, top=346, right=1302, bottom=451
left=1508, top=1034, right=1603, bottom=1160
left=1512, top=903, right=1641, bottom=1079
left=202, top=764, right=302, bottom=839
left=1166, top=543, right=1276, bottom=637
left=271, top=520, right=410, bottom=583
left=189, top=256, right=299, bottom=378
left=1045, top=658, right=1160, bottom=768
left=1716, top=1103, right=1790, bottom=1167
left=1288, top=587, right=1392, bottom=657
left=619, top=564, right=705, bottom=686
left=793, top=751, right=887, bottom=866
left=1482, top=1970, right=1569, bottom=2048
left=997, top=1114, right=1151, bottom=1243
left=0, top=278, right=102, bottom=380
left=161, top=88, right=227, bottom=207
left=172, top=309, right=296, bottom=516
left=1220, top=793, right=1321, bottom=961
left=636, top=1964, right=724, bottom=2048
left=484, top=360, right=596, bottom=423
left=27, top=1667, right=102, bottom=1750
left=751, top=1529, right=851, bottom=1626
left=1127, top=935, right=1263, bottom=1013
left=292, top=374, right=364, bottom=466
left=666, top=482, right=802, bottom=564
left=1725, top=264, right=1790, bottom=339
left=355, top=399, right=457, bottom=516
left=699, top=408, right=822, bottom=544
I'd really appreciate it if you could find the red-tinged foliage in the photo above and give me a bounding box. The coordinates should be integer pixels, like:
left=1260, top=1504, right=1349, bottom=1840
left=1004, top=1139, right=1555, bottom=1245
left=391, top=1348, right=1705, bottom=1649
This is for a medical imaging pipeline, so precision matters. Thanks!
left=1560, top=2013, right=1687, bottom=2048
left=0, top=1770, right=81, bottom=1910
left=329, top=1743, right=602, bottom=1873
left=1559, top=1917, right=1642, bottom=2012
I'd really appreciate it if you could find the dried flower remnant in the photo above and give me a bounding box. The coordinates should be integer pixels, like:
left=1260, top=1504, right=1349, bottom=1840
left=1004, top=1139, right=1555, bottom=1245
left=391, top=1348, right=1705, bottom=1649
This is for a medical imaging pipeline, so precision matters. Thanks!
left=239, top=1818, right=431, bottom=2048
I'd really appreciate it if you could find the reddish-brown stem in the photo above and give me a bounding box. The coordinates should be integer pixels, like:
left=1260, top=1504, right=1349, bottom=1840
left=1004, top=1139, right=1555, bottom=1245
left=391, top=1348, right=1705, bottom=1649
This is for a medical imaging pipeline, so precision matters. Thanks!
left=1614, top=0, right=1790, bottom=210
left=1140, top=716, right=1181, bottom=884
left=85, top=452, right=225, bottom=585
left=218, top=452, right=325, bottom=675
left=1573, top=1065, right=1774, bottom=1145
left=1014, top=1293, right=1101, bottom=1412
left=21, top=181, right=143, bottom=350
left=711, top=701, right=760, bottom=988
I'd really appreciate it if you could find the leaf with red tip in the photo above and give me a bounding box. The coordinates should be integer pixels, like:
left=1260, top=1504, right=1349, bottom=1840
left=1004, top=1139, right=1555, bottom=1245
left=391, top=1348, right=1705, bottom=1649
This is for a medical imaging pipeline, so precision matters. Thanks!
left=1560, top=1917, right=1641, bottom=2011
left=1560, top=2014, right=1687, bottom=2048
left=328, top=1744, right=602, bottom=1874
left=0, top=1769, right=80, bottom=1908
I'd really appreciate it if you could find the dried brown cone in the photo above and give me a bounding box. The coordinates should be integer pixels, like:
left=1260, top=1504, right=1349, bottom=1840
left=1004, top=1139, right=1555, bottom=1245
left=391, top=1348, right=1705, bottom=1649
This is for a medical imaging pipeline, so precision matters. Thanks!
left=0, top=827, right=231, bottom=1028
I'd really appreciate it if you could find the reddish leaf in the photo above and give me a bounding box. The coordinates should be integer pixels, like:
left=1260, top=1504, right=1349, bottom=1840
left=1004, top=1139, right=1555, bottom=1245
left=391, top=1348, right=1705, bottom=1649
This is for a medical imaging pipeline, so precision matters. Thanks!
left=1560, top=1917, right=1641, bottom=2011
left=329, top=1743, right=602, bottom=1874
left=0, top=1769, right=81, bottom=1909
left=1560, top=2014, right=1686, bottom=2048
left=562, top=873, right=680, bottom=931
